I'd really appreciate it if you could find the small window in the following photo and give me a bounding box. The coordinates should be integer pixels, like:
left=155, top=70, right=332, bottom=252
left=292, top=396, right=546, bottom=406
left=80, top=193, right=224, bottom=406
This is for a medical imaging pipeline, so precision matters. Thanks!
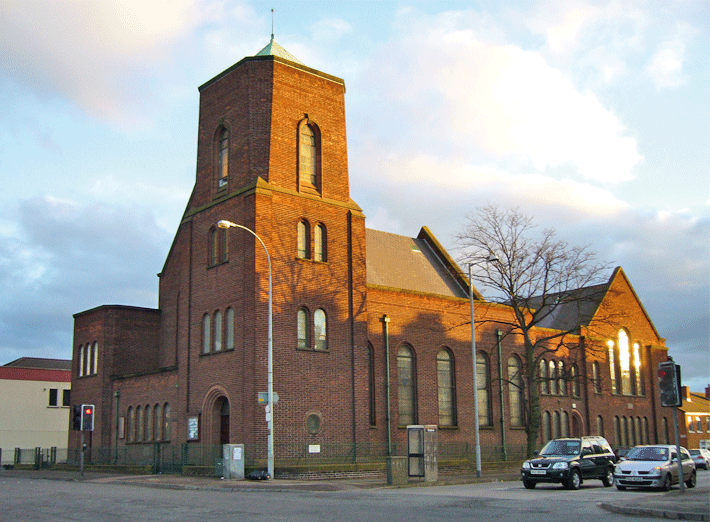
left=306, top=413, right=322, bottom=435
left=297, top=220, right=310, bottom=259
left=297, top=308, right=309, bottom=349
left=592, top=361, right=602, bottom=394
left=209, top=228, right=219, bottom=266
left=202, top=313, right=211, bottom=353
left=314, top=309, right=327, bottom=351
left=62, top=389, right=71, bottom=407
left=557, top=361, right=565, bottom=395
left=48, top=388, right=58, bottom=407
left=539, top=359, right=548, bottom=395
left=314, top=224, right=327, bottom=262
left=548, top=360, right=557, bottom=395
left=225, top=308, right=234, bottom=350
left=214, top=310, right=222, bottom=352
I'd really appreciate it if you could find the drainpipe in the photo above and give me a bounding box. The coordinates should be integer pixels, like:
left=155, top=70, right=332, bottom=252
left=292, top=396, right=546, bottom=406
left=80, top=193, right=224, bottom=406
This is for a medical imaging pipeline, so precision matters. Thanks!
left=114, top=390, right=120, bottom=464
left=497, top=330, right=507, bottom=461
left=382, top=315, right=392, bottom=457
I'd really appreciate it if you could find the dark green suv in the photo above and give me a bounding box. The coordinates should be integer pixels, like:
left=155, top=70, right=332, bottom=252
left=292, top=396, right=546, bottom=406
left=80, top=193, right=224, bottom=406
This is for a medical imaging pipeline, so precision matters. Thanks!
left=521, top=436, right=617, bottom=490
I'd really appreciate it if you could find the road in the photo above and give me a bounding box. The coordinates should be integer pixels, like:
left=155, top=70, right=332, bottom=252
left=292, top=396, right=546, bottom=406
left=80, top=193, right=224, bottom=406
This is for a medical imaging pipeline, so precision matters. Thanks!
left=1, top=470, right=707, bottom=522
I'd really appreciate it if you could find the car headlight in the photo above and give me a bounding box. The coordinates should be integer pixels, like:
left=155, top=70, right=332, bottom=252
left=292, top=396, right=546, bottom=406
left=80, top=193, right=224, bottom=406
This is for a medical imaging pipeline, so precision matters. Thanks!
left=522, top=461, right=531, bottom=469
left=648, top=466, right=661, bottom=475
left=552, top=462, right=569, bottom=469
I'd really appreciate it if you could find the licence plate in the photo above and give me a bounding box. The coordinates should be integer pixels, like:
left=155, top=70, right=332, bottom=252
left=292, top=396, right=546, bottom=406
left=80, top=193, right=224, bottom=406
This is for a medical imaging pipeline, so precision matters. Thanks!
left=627, top=477, right=643, bottom=482
left=530, top=470, right=546, bottom=475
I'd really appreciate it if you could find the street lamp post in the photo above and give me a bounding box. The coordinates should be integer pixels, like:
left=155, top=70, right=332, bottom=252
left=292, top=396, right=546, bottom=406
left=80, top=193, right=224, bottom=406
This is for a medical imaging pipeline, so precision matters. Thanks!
left=469, top=256, right=498, bottom=478
left=217, top=220, right=274, bottom=479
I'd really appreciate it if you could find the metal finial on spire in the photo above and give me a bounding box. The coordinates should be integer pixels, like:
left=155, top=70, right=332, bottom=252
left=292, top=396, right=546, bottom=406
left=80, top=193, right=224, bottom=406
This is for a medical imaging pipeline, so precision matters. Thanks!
left=271, top=8, right=274, bottom=41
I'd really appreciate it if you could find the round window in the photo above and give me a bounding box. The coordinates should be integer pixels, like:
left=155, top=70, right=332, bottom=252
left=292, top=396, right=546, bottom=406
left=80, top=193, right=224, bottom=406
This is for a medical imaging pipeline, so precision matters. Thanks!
left=306, top=413, right=322, bottom=435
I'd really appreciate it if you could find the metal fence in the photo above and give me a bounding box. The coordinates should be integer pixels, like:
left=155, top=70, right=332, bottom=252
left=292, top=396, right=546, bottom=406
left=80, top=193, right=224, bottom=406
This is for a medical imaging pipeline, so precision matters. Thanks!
left=2, top=442, right=527, bottom=474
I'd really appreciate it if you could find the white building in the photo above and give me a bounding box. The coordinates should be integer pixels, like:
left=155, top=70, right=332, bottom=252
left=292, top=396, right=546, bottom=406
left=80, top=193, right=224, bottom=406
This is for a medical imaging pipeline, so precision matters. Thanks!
left=0, top=358, right=71, bottom=465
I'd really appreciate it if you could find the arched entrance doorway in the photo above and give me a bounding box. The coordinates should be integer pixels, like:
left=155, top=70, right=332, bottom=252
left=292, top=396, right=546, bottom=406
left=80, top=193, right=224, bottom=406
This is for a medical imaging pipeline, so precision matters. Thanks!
left=202, top=386, right=230, bottom=446
left=571, top=411, right=584, bottom=437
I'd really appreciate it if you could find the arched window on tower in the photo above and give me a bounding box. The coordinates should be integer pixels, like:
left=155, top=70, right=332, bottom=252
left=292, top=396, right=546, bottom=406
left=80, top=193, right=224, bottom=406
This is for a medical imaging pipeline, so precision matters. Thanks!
left=297, top=308, right=309, bottom=349
left=508, top=355, right=524, bottom=427
left=217, top=127, right=229, bottom=187
left=299, top=122, right=319, bottom=190
left=313, top=309, right=327, bottom=351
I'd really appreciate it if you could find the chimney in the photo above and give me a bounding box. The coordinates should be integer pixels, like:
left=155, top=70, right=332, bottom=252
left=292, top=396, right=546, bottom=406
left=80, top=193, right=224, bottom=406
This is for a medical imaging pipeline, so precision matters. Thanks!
left=681, top=386, right=691, bottom=401
left=705, top=385, right=710, bottom=400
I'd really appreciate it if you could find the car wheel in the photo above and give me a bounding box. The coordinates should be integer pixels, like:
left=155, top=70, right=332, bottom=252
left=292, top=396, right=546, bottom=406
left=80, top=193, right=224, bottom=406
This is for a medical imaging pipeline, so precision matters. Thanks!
left=565, top=469, right=581, bottom=490
left=602, top=467, right=614, bottom=487
left=616, top=485, right=626, bottom=491
left=523, top=480, right=536, bottom=489
left=685, top=471, right=696, bottom=489
left=661, top=474, right=672, bottom=491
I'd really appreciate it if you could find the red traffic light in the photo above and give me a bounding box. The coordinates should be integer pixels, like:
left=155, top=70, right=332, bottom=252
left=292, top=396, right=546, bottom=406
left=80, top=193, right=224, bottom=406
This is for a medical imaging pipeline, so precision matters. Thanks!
left=84, top=407, right=93, bottom=415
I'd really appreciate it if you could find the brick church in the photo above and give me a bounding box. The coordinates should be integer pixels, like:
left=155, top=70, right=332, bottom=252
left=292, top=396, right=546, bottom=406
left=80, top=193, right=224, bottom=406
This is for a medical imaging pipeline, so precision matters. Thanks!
left=69, top=38, right=673, bottom=469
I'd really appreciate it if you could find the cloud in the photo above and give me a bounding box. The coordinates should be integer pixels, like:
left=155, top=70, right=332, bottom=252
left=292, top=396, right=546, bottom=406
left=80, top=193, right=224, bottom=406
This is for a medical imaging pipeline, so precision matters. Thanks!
left=645, top=22, right=694, bottom=90
left=355, top=10, right=642, bottom=186
left=0, top=196, right=171, bottom=363
left=0, top=0, right=222, bottom=126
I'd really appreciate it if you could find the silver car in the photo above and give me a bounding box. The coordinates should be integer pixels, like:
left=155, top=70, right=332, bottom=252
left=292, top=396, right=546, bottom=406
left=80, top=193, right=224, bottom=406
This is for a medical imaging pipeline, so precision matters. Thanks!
left=614, top=445, right=696, bottom=491
left=689, top=448, right=710, bottom=470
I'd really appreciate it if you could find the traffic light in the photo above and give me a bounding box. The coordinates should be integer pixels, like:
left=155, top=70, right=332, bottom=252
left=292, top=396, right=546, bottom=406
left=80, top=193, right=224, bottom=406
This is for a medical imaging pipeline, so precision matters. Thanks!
left=72, top=404, right=82, bottom=431
left=658, top=361, right=681, bottom=407
left=81, top=404, right=95, bottom=431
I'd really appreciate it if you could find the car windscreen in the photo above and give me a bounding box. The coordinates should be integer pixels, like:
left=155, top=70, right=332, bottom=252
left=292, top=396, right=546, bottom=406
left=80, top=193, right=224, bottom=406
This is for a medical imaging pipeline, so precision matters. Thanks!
left=540, top=440, right=580, bottom=456
left=689, top=450, right=700, bottom=456
left=626, top=447, right=668, bottom=461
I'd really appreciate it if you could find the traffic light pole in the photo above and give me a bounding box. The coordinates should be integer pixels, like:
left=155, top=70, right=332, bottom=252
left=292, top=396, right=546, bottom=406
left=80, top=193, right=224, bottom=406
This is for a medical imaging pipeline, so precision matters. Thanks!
left=80, top=430, right=84, bottom=477
left=672, top=406, right=684, bottom=493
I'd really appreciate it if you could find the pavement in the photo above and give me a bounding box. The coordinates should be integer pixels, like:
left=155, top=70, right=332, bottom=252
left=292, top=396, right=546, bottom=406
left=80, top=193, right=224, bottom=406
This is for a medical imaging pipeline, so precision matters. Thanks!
left=1, top=467, right=708, bottom=520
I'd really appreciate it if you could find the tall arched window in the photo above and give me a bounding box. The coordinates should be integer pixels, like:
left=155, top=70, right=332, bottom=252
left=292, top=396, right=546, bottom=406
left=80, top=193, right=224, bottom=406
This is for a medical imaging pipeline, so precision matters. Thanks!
left=633, top=343, right=643, bottom=395
left=314, top=224, right=327, bottom=262
left=508, top=355, right=524, bottom=427
left=570, top=364, right=580, bottom=397
left=548, top=360, right=557, bottom=395
left=543, top=411, right=552, bottom=442
left=313, top=309, right=327, bottom=351
left=642, top=417, right=649, bottom=444
left=592, top=361, right=602, bottom=393
left=136, top=406, right=143, bottom=442
left=368, top=343, right=376, bottom=426
left=562, top=411, right=569, bottom=437
left=85, top=344, right=92, bottom=376
left=297, top=308, right=309, bottom=349
left=297, top=220, right=310, bottom=259
left=552, top=411, right=561, bottom=439
left=437, top=349, right=457, bottom=427
left=557, top=361, right=565, bottom=395
left=299, top=123, right=318, bottom=189
left=220, top=228, right=228, bottom=263
left=78, top=344, right=84, bottom=377
left=596, top=415, right=604, bottom=437
left=618, top=330, right=632, bottom=395
left=209, top=228, right=219, bottom=266
left=614, top=416, right=621, bottom=446
left=397, top=345, right=417, bottom=426
left=154, top=404, right=162, bottom=441
left=144, top=404, right=152, bottom=441
left=477, top=352, right=492, bottom=426
left=225, top=308, right=234, bottom=350
left=214, top=310, right=222, bottom=352
left=539, top=359, right=548, bottom=395
left=127, top=406, right=134, bottom=442
left=202, top=313, right=211, bottom=354
left=218, top=127, right=229, bottom=186
left=163, top=403, right=171, bottom=441
left=608, top=340, right=618, bottom=394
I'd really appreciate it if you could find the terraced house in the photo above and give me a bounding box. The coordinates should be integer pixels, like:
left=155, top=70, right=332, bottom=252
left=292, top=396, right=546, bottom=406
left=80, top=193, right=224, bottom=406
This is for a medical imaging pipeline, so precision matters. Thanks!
left=69, top=39, right=672, bottom=474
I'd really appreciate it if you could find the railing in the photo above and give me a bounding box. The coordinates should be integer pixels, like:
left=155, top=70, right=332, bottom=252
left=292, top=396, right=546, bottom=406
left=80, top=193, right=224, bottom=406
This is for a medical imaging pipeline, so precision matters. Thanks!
left=1, top=442, right=527, bottom=474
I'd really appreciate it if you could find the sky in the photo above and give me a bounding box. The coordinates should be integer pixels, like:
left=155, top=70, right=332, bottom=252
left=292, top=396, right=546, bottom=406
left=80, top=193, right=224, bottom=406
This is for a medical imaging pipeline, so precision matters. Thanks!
left=0, top=0, right=708, bottom=391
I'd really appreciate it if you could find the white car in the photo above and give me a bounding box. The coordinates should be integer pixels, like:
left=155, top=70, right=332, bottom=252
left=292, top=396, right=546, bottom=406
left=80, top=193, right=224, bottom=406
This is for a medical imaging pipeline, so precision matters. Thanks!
left=689, top=448, right=710, bottom=470
left=614, top=445, right=696, bottom=491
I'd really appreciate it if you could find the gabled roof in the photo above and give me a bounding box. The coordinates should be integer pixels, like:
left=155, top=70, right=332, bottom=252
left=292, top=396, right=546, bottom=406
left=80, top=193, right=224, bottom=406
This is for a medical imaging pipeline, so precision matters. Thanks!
left=530, top=283, right=608, bottom=332
left=3, top=357, right=71, bottom=371
left=366, top=227, right=473, bottom=299
left=255, top=36, right=305, bottom=65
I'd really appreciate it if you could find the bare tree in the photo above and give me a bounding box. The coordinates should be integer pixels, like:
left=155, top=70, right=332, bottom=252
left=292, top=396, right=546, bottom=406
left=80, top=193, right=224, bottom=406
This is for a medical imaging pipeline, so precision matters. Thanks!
left=456, top=205, right=611, bottom=457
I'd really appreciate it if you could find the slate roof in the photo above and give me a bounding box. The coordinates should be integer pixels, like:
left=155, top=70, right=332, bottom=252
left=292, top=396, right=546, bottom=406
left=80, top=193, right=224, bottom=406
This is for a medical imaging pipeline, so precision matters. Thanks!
left=529, top=283, right=609, bottom=332
left=365, top=228, right=469, bottom=298
left=255, top=36, right=305, bottom=65
left=3, top=357, right=72, bottom=371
